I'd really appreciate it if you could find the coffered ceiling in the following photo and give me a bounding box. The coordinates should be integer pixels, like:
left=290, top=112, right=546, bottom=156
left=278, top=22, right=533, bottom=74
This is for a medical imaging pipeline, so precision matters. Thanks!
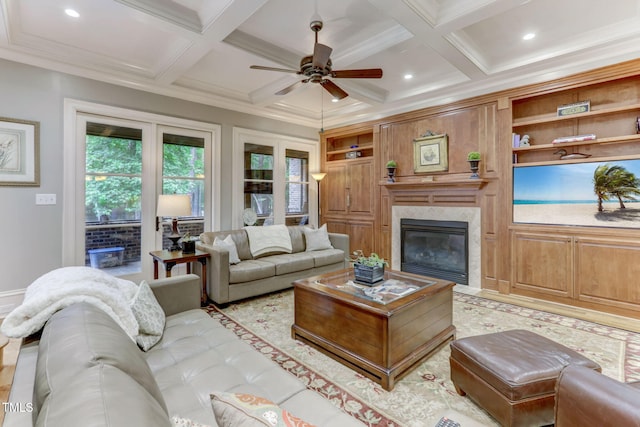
left=1, top=0, right=639, bottom=129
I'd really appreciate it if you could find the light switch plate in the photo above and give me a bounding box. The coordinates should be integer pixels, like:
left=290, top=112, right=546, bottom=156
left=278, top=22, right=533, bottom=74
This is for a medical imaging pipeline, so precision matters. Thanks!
left=36, top=194, right=56, bottom=205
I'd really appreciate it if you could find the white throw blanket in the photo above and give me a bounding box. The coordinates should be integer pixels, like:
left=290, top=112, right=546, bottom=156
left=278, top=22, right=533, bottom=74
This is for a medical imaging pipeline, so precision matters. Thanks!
left=244, top=224, right=292, bottom=257
left=1, top=266, right=139, bottom=341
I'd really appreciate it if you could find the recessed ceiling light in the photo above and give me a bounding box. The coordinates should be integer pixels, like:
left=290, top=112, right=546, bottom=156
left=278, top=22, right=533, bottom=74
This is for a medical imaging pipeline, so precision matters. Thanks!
left=523, top=33, right=535, bottom=41
left=331, top=98, right=339, bottom=103
left=65, top=9, right=80, bottom=18
left=404, top=74, right=413, bottom=80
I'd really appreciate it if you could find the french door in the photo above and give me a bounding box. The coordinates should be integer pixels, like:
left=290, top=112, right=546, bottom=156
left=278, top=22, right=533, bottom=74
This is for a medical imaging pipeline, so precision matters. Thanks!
left=64, top=101, right=218, bottom=283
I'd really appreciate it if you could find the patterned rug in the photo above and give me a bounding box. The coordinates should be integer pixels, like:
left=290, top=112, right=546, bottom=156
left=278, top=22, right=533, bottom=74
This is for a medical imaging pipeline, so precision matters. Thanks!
left=203, top=290, right=640, bottom=427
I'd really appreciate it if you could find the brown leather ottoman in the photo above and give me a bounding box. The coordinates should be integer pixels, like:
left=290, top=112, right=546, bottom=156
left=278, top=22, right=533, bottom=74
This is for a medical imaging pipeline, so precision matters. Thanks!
left=449, top=329, right=601, bottom=427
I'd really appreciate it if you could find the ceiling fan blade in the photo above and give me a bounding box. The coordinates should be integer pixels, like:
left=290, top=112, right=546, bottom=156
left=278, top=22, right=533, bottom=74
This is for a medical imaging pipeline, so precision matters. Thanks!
left=320, top=79, right=348, bottom=99
left=275, top=80, right=305, bottom=96
left=331, top=68, right=383, bottom=79
left=250, top=65, right=299, bottom=74
left=313, top=43, right=332, bottom=69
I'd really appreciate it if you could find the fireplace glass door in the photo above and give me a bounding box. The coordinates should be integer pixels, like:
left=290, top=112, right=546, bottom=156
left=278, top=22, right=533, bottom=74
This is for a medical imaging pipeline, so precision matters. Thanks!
left=401, top=219, right=468, bottom=285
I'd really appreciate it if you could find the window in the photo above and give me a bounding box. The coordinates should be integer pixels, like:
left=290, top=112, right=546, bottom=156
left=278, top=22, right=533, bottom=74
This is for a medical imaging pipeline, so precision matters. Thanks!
left=233, top=128, right=318, bottom=228
left=285, top=149, right=309, bottom=225
left=64, top=99, right=221, bottom=282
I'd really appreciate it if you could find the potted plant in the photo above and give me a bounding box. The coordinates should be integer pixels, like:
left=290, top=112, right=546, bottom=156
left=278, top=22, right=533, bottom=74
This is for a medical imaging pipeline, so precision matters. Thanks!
left=386, top=160, right=397, bottom=183
left=467, top=151, right=481, bottom=179
left=351, top=250, right=388, bottom=284
left=181, top=232, right=196, bottom=253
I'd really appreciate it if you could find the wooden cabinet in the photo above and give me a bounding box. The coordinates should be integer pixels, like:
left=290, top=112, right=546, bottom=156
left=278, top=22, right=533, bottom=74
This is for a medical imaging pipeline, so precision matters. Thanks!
left=512, top=230, right=640, bottom=316
left=321, top=127, right=376, bottom=254
left=508, top=73, right=640, bottom=316
left=325, top=160, right=374, bottom=216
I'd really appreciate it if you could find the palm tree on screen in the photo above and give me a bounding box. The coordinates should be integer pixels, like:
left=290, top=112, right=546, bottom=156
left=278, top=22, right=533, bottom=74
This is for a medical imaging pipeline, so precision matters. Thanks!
left=593, top=164, right=640, bottom=211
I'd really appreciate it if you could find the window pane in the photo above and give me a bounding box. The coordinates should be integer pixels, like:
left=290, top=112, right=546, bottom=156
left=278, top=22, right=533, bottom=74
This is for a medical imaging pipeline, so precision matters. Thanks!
left=244, top=144, right=274, bottom=223
left=162, top=134, right=205, bottom=219
left=162, top=179, right=205, bottom=217
left=285, top=149, right=309, bottom=221
left=85, top=176, right=142, bottom=223
left=162, top=134, right=204, bottom=178
left=86, top=129, right=142, bottom=175
left=285, top=182, right=308, bottom=215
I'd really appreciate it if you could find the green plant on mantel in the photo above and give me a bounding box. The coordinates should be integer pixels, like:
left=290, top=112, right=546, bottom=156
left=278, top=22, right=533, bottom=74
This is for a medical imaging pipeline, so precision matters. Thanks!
left=467, top=151, right=481, bottom=161
left=351, top=250, right=388, bottom=267
left=386, top=159, right=397, bottom=168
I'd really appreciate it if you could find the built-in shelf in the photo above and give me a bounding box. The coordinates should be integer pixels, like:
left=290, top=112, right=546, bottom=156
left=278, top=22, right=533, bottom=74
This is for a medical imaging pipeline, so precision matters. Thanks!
left=326, top=144, right=373, bottom=156
left=513, top=153, right=640, bottom=167
left=512, top=135, right=640, bottom=153
left=512, top=102, right=640, bottom=127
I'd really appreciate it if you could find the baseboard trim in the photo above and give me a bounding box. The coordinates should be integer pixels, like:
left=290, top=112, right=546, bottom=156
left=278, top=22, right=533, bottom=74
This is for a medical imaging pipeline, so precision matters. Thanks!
left=477, top=289, right=640, bottom=333
left=0, top=289, right=25, bottom=319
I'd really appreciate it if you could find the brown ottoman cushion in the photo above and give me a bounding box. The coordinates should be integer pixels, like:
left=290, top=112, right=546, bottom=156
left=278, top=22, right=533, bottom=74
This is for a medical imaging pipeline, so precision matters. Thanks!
left=450, top=329, right=601, bottom=426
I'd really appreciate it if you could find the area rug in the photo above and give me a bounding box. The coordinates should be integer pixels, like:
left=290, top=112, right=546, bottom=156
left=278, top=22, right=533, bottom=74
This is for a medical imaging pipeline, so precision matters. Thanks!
left=203, top=290, right=640, bottom=427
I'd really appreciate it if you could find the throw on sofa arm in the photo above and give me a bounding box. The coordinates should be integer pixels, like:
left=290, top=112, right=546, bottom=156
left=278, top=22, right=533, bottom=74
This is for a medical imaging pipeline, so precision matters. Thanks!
left=555, top=364, right=640, bottom=427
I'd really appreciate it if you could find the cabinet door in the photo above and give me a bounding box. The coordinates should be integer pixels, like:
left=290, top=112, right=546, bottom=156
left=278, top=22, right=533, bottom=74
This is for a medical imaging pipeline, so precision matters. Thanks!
left=575, top=237, right=640, bottom=310
left=349, top=221, right=375, bottom=255
left=347, top=160, right=374, bottom=215
left=512, top=231, right=573, bottom=298
left=326, top=163, right=347, bottom=215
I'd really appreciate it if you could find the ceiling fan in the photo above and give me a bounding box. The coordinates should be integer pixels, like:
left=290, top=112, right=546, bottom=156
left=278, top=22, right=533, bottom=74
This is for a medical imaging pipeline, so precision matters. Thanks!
left=250, top=18, right=383, bottom=100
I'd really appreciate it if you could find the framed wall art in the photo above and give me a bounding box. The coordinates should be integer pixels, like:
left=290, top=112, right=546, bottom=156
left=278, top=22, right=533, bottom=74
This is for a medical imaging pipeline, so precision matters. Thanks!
left=0, top=117, right=40, bottom=186
left=413, top=133, right=448, bottom=173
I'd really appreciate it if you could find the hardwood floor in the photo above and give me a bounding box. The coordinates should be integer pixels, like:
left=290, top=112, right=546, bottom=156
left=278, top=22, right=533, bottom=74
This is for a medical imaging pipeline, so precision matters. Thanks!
left=0, top=338, right=21, bottom=425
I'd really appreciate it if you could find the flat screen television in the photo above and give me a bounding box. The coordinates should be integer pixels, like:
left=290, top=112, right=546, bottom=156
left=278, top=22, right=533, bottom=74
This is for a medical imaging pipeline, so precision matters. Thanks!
left=513, top=159, right=640, bottom=229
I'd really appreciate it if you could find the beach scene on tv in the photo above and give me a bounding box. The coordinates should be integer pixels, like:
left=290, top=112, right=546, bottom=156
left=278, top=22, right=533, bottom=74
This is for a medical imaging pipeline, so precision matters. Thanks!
left=513, top=159, right=640, bottom=228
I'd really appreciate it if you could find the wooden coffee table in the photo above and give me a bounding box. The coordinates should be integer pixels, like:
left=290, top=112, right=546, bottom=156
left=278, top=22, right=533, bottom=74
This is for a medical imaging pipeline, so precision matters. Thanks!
left=291, top=268, right=455, bottom=391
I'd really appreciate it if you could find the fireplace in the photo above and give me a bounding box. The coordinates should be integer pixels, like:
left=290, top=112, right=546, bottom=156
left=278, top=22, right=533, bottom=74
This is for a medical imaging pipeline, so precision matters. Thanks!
left=401, top=218, right=469, bottom=285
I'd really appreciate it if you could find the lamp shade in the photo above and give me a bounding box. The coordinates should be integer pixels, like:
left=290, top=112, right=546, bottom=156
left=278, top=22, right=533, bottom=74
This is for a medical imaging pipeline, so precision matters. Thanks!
left=311, top=172, right=327, bottom=182
left=157, top=194, right=191, bottom=217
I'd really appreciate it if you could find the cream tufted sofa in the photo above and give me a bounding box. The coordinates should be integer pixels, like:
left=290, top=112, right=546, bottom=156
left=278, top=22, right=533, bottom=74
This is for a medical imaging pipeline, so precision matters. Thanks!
left=196, top=225, right=349, bottom=305
left=4, top=274, right=363, bottom=427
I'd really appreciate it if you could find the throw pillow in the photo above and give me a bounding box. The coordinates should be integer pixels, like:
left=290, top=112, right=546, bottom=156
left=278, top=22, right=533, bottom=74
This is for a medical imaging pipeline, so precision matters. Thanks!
left=210, top=392, right=316, bottom=427
left=304, top=224, right=333, bottom=251
left=130, top=280, right=165, bottom=351
left=214, top=235, right=241, bottom=264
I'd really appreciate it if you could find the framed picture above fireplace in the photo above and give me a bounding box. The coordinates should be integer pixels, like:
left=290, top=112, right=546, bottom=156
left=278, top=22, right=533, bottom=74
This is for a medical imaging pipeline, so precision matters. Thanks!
left=413, top=134, right=448, bottom=173
left=513, top=158, right=640, bottom=229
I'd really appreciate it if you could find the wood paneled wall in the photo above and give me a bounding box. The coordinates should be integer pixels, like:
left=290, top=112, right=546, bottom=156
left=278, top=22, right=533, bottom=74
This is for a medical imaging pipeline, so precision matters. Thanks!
left=322, top=58, right=640, bottom=318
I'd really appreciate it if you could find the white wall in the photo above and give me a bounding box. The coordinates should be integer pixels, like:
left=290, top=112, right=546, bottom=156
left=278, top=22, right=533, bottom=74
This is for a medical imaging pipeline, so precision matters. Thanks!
left=0, top=58, right=317, bottom=313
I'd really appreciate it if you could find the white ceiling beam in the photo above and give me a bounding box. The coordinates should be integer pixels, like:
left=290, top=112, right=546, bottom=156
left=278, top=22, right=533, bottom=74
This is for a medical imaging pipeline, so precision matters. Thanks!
left=367, top=0, right=488, bottom=79
left=155, top=0, right=268, bottom=85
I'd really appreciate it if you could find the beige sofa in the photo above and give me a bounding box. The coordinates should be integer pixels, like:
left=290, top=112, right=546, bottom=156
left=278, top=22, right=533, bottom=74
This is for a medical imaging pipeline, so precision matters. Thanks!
left=196, top=225, right=349, bottom=305
left=4, top=274, right=363, bottom=427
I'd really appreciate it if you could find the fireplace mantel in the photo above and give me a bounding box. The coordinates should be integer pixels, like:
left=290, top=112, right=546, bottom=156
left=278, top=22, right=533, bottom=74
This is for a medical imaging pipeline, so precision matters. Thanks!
left=382, top=178, right=488, bottom=191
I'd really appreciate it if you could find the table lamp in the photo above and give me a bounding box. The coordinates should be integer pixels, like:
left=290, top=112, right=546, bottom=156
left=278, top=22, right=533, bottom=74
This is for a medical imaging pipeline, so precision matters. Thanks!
left=157, top=194, right=191, bottom=251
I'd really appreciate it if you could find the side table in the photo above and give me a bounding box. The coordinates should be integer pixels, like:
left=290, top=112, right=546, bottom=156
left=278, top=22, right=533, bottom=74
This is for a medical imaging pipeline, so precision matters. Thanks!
left=149, top=249, right=210, bottom=305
